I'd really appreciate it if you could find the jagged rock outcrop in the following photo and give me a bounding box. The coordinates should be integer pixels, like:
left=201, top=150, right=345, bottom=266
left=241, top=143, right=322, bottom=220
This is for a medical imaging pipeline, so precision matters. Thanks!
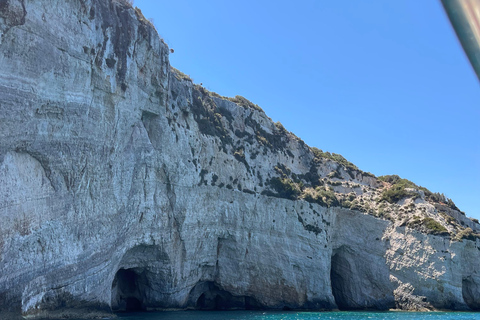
left=1, top=0, right=480, bottom=318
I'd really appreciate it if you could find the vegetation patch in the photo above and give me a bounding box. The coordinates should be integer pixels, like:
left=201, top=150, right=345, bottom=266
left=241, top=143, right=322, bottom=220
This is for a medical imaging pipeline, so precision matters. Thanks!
left=217, top=107, right=234, bottom=123
left=171, top=67, right=192, bottom=82
left=244, top=113, right=288, bottom=152
left=327, top=168, right=343, bottom=180
left=426, top=192, right=461, bottom=212
left=197, top=89, right=290, bottom=154
left=234, top=129, right=250, bottom=139
left=233, top=148, right=250, bottom=172
left=346, top=199, right=367, bottom=213
left=310, top=147, right=375, bottom=180
left=262, top=166, right=341, bottom=208
left=372, top=207, right=392, bottom=221
left=234, top=148, right=245, bottom=161
left=274, top=121, right=288, bottom=134
left=380, top=184, right=418, bottom=204
left=455, top=227, right=480, bottom=241
left=302, top=187, right=339, bottom=208
left=227, top=95, right=264, bottom=113
left=265, top=177, right=301, bottom=200
left=327, top=180, right=342, bottom=186
left=408, top=216, right=449, bottom=236
left=295, top=164, right=322, bottom=188
left=191, top=86, right=233, bottom=152
left=274, top=163, right=291, bottom=178
left=378, top=175, right=420, bottom=203
left=311, top=147, right=358, bottom=171
left=422, top=217, right=449, bottom=235
left=378, top=175, right=417, bottom=188
left=206, top=91, right=264, bottom=113
left=378, top=175, right=461, bottom=211
left=440, top=212, right=456, bottom=225
left=134, top=7, right=157, bottom=31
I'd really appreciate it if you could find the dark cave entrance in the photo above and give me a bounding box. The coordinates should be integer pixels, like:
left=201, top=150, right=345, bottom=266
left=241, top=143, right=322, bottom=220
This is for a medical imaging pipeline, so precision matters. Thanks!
left=194, top=287, right=234, bottom=310
left=330, top=248, right=355, bottom=310
left=191, top=282, right=261, bottom=310
left=462, top=276, right=480, bottom=310
left=111, top=268, right=147, bottom=312
left=330, top=246, right=395, bottom=311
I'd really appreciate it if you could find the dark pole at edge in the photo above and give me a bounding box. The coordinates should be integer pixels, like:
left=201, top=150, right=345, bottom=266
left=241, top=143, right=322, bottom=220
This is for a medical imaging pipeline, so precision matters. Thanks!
left=441, top=0, right=480, bottom=82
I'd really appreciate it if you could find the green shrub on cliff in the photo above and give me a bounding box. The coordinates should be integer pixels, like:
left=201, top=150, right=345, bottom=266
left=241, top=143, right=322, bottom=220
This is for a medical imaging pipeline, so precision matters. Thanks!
left=172, top=67, right=192, bottom=82
left=267, top=177, right=301, bottom=200
left=422, top=217, right=449, bottom=235
left=302, top=187, right=339, bottom=208
left=380, top=184, right=418, bottom=204
left=379, top=175, right=419, bottom=204
left=227, top=95, right=263, bottom=112
left=378, top=175, right=461, bottom=212
left=456, top=227, right=480, bottom=241
left=274, top=121, right=288, bottom=134
left=378, top=175, right=416, bottom=188
left=190, top=87, right=233, bottom=152
left=119, top=0, right=134, bottom=6
left=311, top=147, right=358, bottom=171
left=408, top=216, right=449, bottom=235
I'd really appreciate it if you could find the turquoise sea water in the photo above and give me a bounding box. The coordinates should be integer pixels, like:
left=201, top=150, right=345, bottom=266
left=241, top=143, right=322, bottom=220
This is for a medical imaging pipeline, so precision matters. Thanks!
left=112, top=311, right=480, bottom=320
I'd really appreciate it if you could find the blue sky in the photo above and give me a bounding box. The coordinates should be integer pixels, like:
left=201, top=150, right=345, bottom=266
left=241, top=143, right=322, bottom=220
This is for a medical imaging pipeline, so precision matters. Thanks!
left=135, top=0, right=480, bottom=219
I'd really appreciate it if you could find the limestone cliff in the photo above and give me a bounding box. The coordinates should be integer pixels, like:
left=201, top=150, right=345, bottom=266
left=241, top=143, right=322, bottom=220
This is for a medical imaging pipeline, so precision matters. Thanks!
left=1, top=0, right=480, bottom=318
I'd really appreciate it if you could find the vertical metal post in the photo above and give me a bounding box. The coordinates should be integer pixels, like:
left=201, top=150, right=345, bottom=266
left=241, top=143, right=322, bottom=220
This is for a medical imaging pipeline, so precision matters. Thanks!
left=442, top=0, right=480, bottom=81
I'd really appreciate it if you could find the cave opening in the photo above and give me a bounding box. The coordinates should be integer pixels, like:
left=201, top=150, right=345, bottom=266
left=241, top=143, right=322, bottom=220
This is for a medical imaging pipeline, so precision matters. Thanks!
left=111, top=268, right=147, bottom=312
left=330, top=249, right=355, bottom=310
left=191, top=281, right=261, bottom=310
left=194, top=289, right=229, bottom=310
left=330, top=246, right=395, bottom=311
left=462, top=276, right=480, bottom=310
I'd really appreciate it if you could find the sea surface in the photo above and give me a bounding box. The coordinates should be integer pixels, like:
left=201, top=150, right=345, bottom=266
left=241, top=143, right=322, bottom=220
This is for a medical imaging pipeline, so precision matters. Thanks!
left=107, top=311, right=480, bottom=320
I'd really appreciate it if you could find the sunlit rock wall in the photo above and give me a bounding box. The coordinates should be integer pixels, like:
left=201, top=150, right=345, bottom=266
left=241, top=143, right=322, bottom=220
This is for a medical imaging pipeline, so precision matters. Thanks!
left=1, top=0, right=480, bottom=318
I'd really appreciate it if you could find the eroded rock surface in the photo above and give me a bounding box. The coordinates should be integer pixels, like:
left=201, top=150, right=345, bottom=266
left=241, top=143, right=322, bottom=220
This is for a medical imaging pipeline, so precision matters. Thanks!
left=1, top=0, right=480, bottom=318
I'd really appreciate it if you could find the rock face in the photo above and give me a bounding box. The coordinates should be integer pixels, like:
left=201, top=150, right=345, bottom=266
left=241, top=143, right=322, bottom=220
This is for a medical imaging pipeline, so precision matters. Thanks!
left=1, top=0, right=480, bottom=318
